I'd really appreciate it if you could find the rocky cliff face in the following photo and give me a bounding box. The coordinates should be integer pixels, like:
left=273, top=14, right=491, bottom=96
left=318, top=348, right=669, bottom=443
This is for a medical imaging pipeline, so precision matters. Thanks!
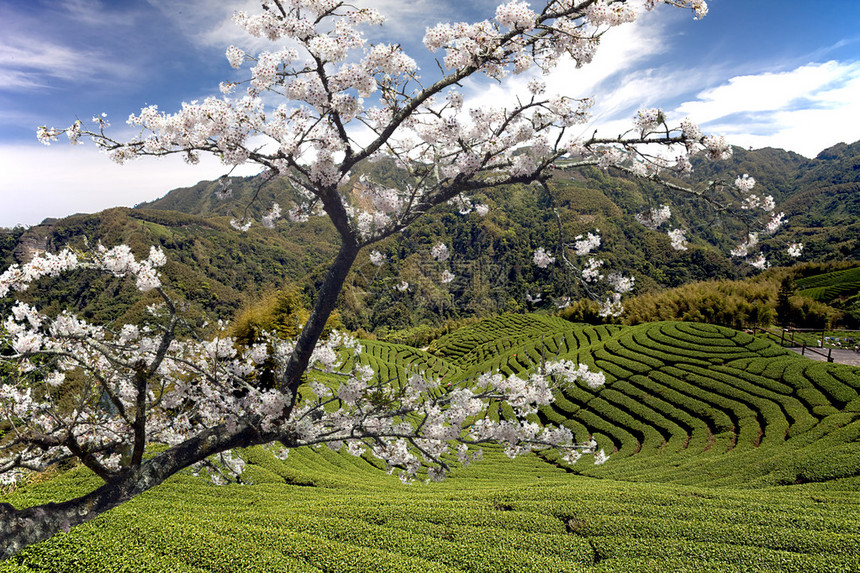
left=13, top=224, right=53, bottom=263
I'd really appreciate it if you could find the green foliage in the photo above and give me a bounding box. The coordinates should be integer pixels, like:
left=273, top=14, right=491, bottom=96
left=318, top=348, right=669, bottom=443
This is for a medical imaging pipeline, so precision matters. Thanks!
left=0, top=226, right=26, bottom=271
left=622, top=279, right=778, bottom=328
left=232, top=286, right=343, bottom=347
left=558, top=298, right=606, bottom=325
left=621, top=265, right=852, bottom=329
left=0, top=206, right=340, bottom=324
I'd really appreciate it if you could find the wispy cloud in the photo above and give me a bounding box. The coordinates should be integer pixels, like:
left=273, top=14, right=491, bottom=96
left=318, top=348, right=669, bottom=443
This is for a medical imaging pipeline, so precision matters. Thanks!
left=145, top=0, right=292, bottom=54
left=59, top=0, right=141, bottom=28
left=676, top=61, right=860, bottom=124
left=673, top=60, right=860, bottom=156
left=0, top=0, right=143, bottom=94
left=455, top=8, right=682, bottom=137
left=0, top=35, right=132, bottom=91
left=144, top=0, right=543, bottom=60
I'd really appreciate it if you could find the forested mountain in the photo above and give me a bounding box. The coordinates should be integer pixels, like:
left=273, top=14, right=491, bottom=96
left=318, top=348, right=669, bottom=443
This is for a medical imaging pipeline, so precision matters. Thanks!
left=2, top=141, right=858, bottom=332
left=687, top=141, right=860, bottom=262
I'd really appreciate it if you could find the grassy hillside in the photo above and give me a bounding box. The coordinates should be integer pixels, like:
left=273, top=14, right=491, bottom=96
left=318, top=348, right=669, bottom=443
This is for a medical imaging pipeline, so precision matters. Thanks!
left=3, top=316, right=859, bottom=572
left=0, top=206, right=340, bottom=325
left=4, top=451, right=857, bottom=573
left=426, top=315, right=860, bottom=486
left=796, top=265, right=860, bottom=302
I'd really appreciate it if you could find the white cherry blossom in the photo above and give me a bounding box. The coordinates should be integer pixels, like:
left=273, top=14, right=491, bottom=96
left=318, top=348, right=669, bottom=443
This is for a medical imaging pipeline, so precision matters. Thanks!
left=533, top=247, right=556, bottom=269
left=668, top=228, right=688, bottom=251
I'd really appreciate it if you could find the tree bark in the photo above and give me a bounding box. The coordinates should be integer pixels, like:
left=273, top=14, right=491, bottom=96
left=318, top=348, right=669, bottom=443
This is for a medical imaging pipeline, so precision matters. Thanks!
left=0, top=419, right=270, bottom=561
left=0, top=236, right=360, bottom=561
left=280, top=239, right=360, bottom=398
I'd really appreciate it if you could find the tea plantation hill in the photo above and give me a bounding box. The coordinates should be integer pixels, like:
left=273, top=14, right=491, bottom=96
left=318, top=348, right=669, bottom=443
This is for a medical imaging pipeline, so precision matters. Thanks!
left=3, top=141, right=859, bottom=333
left=796, top=260, right=860, bottom=303
left=3, top=315, right=860, bottom=572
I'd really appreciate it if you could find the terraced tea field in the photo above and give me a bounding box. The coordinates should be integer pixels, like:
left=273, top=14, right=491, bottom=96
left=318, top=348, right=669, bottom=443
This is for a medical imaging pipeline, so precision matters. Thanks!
left=3, top=316, right=860, bottom=572
left=795, top=265, right=860, bottom=302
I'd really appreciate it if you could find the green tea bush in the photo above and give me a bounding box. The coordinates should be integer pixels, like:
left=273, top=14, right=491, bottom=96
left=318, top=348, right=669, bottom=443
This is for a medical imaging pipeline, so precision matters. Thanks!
left=6, top=315, right=860, bottom=571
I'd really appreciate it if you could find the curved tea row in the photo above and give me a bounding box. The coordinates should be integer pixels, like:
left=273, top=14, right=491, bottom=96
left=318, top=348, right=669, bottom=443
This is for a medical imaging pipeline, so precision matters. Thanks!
left=358, top=314, right=860, bottom=486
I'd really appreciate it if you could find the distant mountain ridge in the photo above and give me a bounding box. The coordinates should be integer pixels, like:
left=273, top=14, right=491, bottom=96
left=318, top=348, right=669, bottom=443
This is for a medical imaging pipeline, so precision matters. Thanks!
left=2, top=141, right=858, bottom=331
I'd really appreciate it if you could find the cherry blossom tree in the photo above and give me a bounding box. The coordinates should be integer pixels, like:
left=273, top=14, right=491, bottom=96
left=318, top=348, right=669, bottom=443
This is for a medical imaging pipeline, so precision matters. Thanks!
left=0, top=0, right=789, bottom=559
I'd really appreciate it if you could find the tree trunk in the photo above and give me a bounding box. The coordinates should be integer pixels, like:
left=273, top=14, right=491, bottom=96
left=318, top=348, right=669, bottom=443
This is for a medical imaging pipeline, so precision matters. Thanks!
left=280, top=239, right=360, bottom=397
left=0, top=419, right=270, bottom=561
left=1, top=236, right=360, bottom=560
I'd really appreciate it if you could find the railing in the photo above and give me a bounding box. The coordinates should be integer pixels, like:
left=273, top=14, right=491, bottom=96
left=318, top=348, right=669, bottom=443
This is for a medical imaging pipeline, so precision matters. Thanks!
left=751, top=326, right=834, bottom=362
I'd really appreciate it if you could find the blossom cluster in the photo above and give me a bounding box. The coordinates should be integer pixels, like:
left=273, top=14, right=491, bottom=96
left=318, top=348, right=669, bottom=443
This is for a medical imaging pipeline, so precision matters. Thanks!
left=261, top=203, right=282, bottom=229
left=430, top=243, right=450, bottom=262
left=369, top=250, right=386, bottom=266
left=582, top=257, right=604, bottom=282
left=1, top=245, right=610, bottom=486
left=495, top=1, right=537, bottom=31
left=787, top=243, right=804, bottom=258
left=635, top=205, right=671, bottom=230
left=607, top=272, right=635, bottom=294
left=763, top=212, right=786, bottom=235
left=599, top=292, right=623, bottom=318
left=533, top=247, right=556, bottom=269
left=734, top=174, right=756, bottom=193
left=574, top=231, right=601, bottom=256
left=528, top=225, right=635, bottom=319
left=634, top=108, right=664, bottom=134
left=0, top=250, right=79, bottom=298
left=667, top=228, right=688, bottom=251
left=586, top=0, right=637, bottom=27
left=748, top=253, right=769, bottom=270
left=0, top=245, right=166, bottom=299
left=730, top=232, right=759, bottom=258
left=741, top=194, right=776, bottom=212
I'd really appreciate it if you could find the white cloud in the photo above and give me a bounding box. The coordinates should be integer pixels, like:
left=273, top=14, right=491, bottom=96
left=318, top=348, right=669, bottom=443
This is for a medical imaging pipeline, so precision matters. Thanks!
left=0, top=144, right=260, bottom=228
left=145, top=0, right=267, bottom=51
left=456, top=7, right=681, bottom=139
left=146, top=0, right=497, bottom=57
left=0, top=1, right=141, bottom=93
left=676, top=61, right=860, bottom=123
left=60, top=0, right=141, bottom=28
left=673, top=60, right=860, bottom=156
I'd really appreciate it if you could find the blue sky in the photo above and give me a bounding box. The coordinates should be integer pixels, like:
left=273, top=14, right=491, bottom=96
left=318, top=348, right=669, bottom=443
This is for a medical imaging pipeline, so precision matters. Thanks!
left=1, top=0, right=859, bottom=227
